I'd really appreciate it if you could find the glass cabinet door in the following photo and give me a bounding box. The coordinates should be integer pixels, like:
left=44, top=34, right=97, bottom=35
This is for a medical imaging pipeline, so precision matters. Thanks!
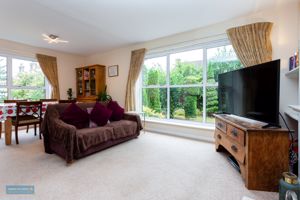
left=76, top=65, right=105, bottom=99
left=76, top=69, right=83, bottom=96
left=90, top=68, right=96, bottom=95
left=83, top=68, right=90, bottom=96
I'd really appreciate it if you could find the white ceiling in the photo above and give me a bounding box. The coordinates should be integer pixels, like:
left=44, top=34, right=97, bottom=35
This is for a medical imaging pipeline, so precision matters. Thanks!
left=0, top=0, right=289, bottom=55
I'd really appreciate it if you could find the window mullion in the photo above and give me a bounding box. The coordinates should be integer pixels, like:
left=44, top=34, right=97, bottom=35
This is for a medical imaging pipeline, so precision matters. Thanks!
left=138, top=72, right=142, bottom=113
left=169, top=84, right=202, bottom=88
left=10, top=86, right=45, bottom=89
left=142, top=85, right=167, bottom=89
left=7, top=56, right=12, bottom=99
left=203, top=48, right=207, bottom=123
left=166, top=55, right=170, bottom=120
left=45, top=77, right=50, bottom=99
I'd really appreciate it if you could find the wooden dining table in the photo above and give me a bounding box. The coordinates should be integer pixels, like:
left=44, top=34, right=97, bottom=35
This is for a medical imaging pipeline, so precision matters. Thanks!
left=0, top=102, right=57, bottom=145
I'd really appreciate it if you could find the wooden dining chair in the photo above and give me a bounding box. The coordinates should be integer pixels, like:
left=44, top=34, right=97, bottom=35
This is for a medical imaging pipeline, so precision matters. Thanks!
left=40, top=99, right=57, bottom=103
left=3, top=99, right=27, bottom=103
left=59, top=99, right=77, bottom=103
left=40, top=99, right=57, bottom=120
left=1, top=100, right=29, bottom=138
left=12, top=101, right=42, bottom=144
left=3, top=100, right=27, bottom=103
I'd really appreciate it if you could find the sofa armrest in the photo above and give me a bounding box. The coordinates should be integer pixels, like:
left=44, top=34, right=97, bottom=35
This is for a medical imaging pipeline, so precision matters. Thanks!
left=53, top=119, right=76, bottom=132
left=42, top=105, right=77, bottom=163
left=123, top=112, right=143, bottom=131
left=50, top=119, right=77, bottom=163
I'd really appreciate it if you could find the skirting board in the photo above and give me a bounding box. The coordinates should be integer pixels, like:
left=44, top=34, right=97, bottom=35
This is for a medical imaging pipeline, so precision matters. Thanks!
left=144, top=121, right=214, bottom=143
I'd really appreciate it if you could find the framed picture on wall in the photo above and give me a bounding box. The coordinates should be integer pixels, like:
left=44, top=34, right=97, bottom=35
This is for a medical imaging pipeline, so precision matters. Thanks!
left=108, top=65, right=119, bottom=77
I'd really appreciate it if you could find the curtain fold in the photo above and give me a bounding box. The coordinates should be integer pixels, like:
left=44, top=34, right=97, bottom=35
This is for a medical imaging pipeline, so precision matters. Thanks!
left=36, top=54, right=60, bottom=99
left=125, top=48, right=146, bottom=111
left=226, top=22, right=273, bottom=67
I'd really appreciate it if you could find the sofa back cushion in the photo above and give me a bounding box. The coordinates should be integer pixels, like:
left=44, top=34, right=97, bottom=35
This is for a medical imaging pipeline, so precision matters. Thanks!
left=60, top=103, right=89, bottom=129
left=107, top=101, right=124, bottom=121
left=90, top=102, right=112, bottom=126
left=86, top=107, right=98, bottom=128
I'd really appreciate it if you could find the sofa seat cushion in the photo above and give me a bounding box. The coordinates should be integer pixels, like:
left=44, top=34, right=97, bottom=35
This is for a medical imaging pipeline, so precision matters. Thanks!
left=105, top=120, right=137, bottom=139
left=76, top=126, right=114, bottom=151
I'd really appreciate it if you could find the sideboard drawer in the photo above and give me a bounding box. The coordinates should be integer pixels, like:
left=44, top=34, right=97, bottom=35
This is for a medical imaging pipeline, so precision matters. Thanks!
left=223, top=136, right=245, bottom=164
left=227, top=124, right=245, bottom=146
left=214, top=128, right=225, bottom=142
left=215, top=128, right=245, bottom=164
left=216, top=118, right=227, bottom=133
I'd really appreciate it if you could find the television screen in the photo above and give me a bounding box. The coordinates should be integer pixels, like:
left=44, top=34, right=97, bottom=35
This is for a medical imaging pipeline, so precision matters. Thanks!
left=218, top=59, right=280, bottom=125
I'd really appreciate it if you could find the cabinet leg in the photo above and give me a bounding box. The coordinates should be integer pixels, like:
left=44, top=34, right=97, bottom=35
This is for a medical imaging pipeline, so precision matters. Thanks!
left=238, top=161, right=246, bottom=181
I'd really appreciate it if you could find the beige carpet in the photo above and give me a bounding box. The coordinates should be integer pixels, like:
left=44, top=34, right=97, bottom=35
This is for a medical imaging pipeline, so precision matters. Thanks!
left=0, top=130, right=277, bottom=200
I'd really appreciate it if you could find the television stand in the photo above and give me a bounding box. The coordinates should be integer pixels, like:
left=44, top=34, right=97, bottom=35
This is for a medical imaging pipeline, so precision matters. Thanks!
left=214, top=114, right=289, bottom=191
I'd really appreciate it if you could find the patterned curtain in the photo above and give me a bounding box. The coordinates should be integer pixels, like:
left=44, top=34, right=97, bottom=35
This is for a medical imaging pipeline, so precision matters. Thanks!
left=36, top=54, right=60, bottom=99
left=125, top=48, right=146, bottom=111
left=226, top=22, right=273, bottom=67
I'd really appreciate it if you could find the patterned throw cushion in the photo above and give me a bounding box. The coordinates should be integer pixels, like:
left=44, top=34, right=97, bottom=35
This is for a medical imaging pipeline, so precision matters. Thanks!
left=107, top=101, right=124, bottom=121
left=90, top=102, right=112, bottom=126
left=60, top=103, right=89, bottom=129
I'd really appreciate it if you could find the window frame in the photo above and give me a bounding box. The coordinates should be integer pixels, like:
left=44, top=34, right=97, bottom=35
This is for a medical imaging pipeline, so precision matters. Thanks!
left=0, top=53, right=50, bottom=100
left=139, top=39, right=237, bottom=124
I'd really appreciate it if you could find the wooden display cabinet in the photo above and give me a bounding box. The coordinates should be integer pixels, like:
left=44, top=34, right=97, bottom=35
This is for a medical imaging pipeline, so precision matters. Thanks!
left=76, top=64, right=105, bottom=102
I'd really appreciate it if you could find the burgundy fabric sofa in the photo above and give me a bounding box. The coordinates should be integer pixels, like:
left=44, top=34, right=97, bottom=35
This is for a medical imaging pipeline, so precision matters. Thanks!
left=41, top=102, right=142, bottom=163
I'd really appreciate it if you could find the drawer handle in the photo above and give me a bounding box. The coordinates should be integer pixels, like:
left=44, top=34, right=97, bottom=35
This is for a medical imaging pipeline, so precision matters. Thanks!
left=217, top=122, right=223, bottom=128
left=231, top=145, right=238, bottom=153
left=217, top=134, right=222, bottom=140
left=231, top=129, right=238, bottom=137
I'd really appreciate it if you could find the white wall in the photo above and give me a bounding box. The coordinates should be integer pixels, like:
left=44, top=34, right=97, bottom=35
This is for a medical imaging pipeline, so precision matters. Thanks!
left=298, top=4, right=300, bottom=75
left=87, top=48, right=131, bottom=107
left=86, top=1, right=299, bottom=139
left=0, top=39, right=86, bottom=99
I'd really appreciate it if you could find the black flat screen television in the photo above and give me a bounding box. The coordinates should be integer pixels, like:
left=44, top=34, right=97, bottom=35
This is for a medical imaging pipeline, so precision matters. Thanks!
left=218, top=59, right=280, bottom=126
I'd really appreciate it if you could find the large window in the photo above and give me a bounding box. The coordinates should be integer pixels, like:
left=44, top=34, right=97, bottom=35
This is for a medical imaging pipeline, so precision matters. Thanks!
left=141, top=41, right=242, bottom=124
left=0, top=55, right=49, bottom=102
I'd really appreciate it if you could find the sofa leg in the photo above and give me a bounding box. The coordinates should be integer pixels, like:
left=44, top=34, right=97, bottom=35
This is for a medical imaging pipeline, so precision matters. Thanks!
left=66, top=160, right=74, bottom=166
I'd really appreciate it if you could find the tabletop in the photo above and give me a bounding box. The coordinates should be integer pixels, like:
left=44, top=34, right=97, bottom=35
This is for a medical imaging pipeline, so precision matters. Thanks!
left=0, top=102, right=57, bottom=121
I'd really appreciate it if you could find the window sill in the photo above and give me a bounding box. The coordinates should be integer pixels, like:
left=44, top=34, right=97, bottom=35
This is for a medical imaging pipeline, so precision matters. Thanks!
left=145, top=118, right=215, bottom=131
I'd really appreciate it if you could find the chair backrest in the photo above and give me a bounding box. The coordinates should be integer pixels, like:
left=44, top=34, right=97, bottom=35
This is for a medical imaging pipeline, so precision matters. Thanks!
left=4, top=100, right=27, bottom=103
left=40, top=99, right=57, bottom=103
left=58, top=99, right=77, bottom=103
left=16, top=101, right=42, bottom=122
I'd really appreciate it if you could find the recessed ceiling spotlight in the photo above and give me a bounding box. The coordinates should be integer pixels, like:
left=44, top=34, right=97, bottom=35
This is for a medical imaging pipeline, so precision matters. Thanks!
left=42, top=34, right=69, bottom=44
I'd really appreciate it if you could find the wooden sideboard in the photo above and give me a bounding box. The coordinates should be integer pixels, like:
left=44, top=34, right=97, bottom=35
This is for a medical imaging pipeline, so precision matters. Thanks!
left=214, top=114, right=289, bottom=192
